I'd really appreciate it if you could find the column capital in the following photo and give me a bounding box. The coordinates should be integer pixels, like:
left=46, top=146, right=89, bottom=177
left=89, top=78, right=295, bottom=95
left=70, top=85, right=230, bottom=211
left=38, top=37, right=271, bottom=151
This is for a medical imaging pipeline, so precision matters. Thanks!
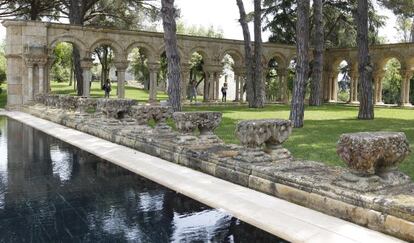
left=80, top=58, right=94, bottom=69
left=233, top=66, right=245, bottom=76
left=400, top=69, right=413, bottom=79
left=147, top=62, right=160, bottom=72
left=276, top=68, right=288, bottom=76
left=203, top=64, right=222, bottom=73
left=114, top=60, right=129, bottom=71
left=24, top=55, right=48, bottom=67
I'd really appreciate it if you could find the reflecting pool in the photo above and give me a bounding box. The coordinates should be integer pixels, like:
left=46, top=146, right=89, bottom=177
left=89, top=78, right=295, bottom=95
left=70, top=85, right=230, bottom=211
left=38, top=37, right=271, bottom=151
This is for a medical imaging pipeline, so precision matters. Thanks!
left=0, top=117, right=287, bottom=242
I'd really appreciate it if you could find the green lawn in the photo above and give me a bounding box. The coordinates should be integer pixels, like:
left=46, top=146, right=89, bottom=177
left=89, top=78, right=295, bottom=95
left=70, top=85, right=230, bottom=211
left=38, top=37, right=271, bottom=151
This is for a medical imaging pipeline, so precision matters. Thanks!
left=2, top=82, right=413, bottom=178
left=184, top=104, right=414, bottom=179
left=0, top=83, right=7, bottom=108
left=51, top=81, right=169, bottom=102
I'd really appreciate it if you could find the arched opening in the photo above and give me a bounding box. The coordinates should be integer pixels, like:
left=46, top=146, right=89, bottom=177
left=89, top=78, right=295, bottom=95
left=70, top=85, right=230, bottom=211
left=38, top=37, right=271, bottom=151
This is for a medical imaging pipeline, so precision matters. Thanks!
left=286, top=58, right=296, bottom=102
left=50, top=42, right=77, bottom=95
left=218, top=54, right=235, bottom=102
left=127, top=47, right=150, bottom=90
left=188, top=51, right=207, bottom=102
left=381, top=58, right=402, bottom=105
left=91, top=44, right=116, bottom=97
left=266, top=57, right=287, bottom=102
left=336, top=60, right=350, bottom=103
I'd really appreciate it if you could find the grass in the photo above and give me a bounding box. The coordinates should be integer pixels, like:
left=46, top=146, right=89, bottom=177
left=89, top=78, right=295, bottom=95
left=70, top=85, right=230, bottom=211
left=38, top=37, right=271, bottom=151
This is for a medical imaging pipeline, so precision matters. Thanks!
left=50, top=81, right=169, bottom=102
left=184, top=104, right=414, bottom=179
left=2, top=81, right=413, bottom=178
left=0, top=83, right=7, bottom=108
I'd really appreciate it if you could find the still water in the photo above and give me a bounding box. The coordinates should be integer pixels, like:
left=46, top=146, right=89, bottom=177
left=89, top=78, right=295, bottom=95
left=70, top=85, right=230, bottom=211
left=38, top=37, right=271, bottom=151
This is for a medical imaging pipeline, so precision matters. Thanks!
left=0, top=117, right=286, bottom=242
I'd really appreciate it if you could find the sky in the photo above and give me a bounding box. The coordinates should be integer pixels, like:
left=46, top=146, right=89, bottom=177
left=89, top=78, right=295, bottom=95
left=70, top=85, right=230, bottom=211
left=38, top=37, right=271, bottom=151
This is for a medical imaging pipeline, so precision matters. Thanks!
left=0, top=0, right=401, bottom=43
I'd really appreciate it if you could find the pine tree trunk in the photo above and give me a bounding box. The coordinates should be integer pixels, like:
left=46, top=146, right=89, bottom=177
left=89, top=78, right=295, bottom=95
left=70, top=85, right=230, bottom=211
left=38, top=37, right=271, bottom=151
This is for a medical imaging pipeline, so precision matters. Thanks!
left=72, top=48, right=83, bottom=96
left=290, top=0, right=310, bottom=128
left=161, top=0, right=182, bottom=112
left=309, top=0, right=323, bottom=106
left=236, top=0, right=256, bottom=108
left=69, top=0, right=84, bottom=96
left=356, top=0, right=374, bottom=119
left=253, top=0, right=264, bottom=108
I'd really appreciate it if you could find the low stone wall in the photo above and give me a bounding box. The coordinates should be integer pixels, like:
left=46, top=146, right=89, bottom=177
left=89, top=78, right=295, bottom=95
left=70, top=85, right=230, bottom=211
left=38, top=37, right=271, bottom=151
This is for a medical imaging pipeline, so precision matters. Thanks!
left=22, top=96, right=414, bottom=241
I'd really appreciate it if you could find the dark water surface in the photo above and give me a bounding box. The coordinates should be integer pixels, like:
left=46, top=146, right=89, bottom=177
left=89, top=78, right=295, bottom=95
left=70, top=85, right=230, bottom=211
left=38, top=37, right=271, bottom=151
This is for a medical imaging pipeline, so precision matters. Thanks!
left=0, top=117, right=287, bottom=243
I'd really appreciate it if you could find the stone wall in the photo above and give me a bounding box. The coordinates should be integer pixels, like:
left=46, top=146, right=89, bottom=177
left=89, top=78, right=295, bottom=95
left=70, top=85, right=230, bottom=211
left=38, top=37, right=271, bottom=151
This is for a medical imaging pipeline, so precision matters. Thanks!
left=23, top=96, right=414, bottom=241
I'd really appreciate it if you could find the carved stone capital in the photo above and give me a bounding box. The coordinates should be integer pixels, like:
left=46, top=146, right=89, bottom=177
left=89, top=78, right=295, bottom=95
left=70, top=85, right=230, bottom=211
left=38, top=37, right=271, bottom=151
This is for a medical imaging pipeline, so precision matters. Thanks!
left=337, top=132, right=410, bottom=176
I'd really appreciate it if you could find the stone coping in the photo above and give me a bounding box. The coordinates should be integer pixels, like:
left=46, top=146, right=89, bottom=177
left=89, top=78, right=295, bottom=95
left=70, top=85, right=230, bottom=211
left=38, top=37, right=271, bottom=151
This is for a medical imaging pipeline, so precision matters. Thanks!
left=18, top=105, right=414, bottom=241
left=3, top=110, right=403, bottom=243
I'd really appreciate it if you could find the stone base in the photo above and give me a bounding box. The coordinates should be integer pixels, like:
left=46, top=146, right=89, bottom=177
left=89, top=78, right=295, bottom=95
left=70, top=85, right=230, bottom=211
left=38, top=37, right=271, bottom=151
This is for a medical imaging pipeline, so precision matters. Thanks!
left=401, top=103, right=412, bottom=107
left=375, top=101, right=384, bottom=105
left=333, top=171, right=412, bottom=192
left=234, top=149, right=272, bottom=163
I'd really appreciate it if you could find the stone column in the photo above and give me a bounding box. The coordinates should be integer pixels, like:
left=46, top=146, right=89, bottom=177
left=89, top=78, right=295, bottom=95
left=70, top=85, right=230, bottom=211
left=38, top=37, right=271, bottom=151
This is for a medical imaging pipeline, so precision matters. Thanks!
left=114, top=61, right=129, bottom=99
left=373, top=71, right=384, bottom=105
left=400, top=69, right=412, bottom=107
left=327, top=72, right=337, bottom=103
left=331, top=73, right=338, bottom=102
left=181, top=63, right=191, bottom=101
left=27, top=63, right=34, bottom=101
left=46, top=57, right=55, bottom=93
left=322, top=70, right=330, bottom=102
left=277, top=68, right=289, bottom=103
left=204, top=65, right=221, bottom=102
left=81, top=59, right=93, bottom=97
left=234, top=73, right=240, bottom=101
left=214, top=72, right=220, bottom=100
left=350, top=71, right=359, bottom=104
left=148, top=62, right=160, bottom=103
left=38, top=63, right=45, bottom=94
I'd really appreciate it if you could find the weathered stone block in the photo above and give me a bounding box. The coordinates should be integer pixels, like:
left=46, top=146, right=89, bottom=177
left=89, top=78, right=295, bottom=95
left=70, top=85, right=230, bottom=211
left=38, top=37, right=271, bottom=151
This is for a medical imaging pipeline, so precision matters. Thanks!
left=337, top=132, right=410, bottom=176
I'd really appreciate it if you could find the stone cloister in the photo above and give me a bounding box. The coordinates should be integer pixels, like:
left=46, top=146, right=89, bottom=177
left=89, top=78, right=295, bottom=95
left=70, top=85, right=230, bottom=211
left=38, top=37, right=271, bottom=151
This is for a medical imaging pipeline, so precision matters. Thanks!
left=4, top=20, right=414, bottom=107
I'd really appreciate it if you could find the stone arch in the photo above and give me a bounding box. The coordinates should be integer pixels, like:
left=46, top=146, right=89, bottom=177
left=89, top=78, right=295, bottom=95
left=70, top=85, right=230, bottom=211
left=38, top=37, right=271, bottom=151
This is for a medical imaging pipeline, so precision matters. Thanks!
left=49, top=35, right=87, bottom=56
left=266, top=52, right=288, bottom=69
left=374, top=51, right=405, bottom=70
left=219, top=49, right=244, bottom=67
left=188, top=46, right=210, bottom=61
left=157, top=44, right=185, bottom=60
left=331, top=57, right=352, bottom=72
left=125, top=42, right=157, bottom=62
left=88, top=38, right=124, bottom=59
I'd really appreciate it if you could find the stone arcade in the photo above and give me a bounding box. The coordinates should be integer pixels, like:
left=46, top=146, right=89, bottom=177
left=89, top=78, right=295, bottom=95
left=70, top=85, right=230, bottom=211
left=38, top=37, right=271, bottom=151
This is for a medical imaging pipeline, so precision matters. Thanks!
left=4, top=20, right=414, bottom=107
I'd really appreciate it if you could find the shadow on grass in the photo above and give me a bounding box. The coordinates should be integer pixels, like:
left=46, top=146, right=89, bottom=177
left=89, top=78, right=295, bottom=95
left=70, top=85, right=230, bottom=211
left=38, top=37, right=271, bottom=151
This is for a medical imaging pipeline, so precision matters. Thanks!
left=213, top=115, right=414, bottom=179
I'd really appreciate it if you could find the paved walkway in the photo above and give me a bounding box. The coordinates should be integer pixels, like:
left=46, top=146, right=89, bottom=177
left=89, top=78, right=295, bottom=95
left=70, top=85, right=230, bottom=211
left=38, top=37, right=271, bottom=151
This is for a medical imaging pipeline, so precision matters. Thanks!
left=1, top=111, right=404, bottom=243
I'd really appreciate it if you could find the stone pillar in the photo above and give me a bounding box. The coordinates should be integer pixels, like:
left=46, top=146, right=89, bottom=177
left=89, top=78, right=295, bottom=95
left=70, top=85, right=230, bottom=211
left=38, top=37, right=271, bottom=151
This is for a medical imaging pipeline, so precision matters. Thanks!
left=181, top=63, right=191, bottom=101
left=400, top=69, right=412, bottom=107
left=38, top=64, right=45, bottom=94
left=81, top=59, right=93, bottom=97
left=277, top=68, right=289, bottom=103
left=204, top=65, right=221, bottom=102
left=328, top=72, right=338, bottom=103
left=148, top=62, right=160, bottom=103
left=46, top=57, right=55, bottom=93
left=114, top=61, right=129, bottom=99
left=234, top=73, right=240, bottom=101
left=322, top=70, right=330, bottom=102
left=27, top=63, right=34, bottom=101
left=215, top=72, right=220, bottom=100
left=350, top=71, right=359, bottom=104
left=331, top=73, right=338, bottom=102
left=373, top=71, right=384, bottom=105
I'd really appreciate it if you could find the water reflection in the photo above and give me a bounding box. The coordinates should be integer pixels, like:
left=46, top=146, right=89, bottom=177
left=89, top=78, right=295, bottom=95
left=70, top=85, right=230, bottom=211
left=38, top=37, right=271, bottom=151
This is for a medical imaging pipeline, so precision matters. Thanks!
left=0, top=117, right=286, bottom=242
